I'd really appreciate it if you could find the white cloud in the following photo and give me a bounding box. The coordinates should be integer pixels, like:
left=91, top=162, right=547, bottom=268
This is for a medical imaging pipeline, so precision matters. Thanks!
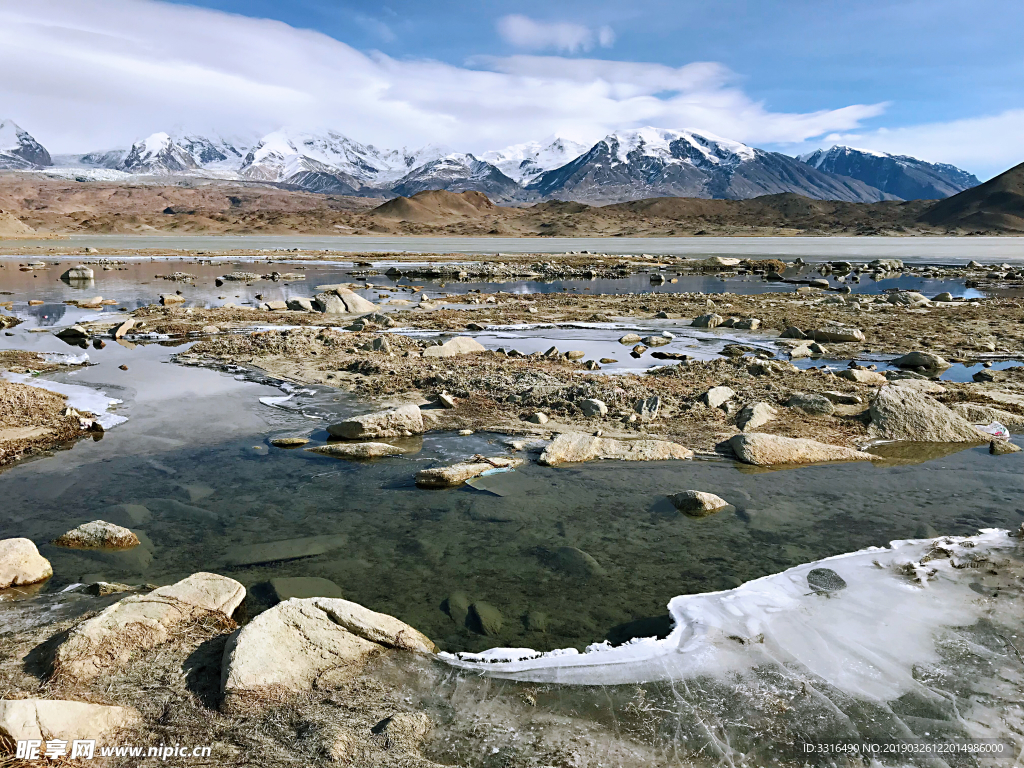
left=0, top=0, right=890, bottom=160
left=783, top=109, right=1024, bottom=180
left=496, top=14, right=613, bottom=53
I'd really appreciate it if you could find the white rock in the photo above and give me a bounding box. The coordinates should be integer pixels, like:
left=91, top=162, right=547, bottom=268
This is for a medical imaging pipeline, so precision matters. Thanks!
left=669, top=490, right=730, bottom=517
left=421, top=336, right=486, bottom=357
left=837, top=369, right=887, bottom=384
left=892, top=351, right=950, bottom=370
left=0, top=699, right=140, bottom=743
left=539, top=433, right=692, bottom=466
left=736, top=402, right=777, bottom=431
left=701, top=386, right=736, bottom=409
left=305, top=442, right=409, bottom=459
left=53, top=520, right=139, bottom=549
left=730, top=433, right=877, bottom=466
left=61, top=265, right=94, bottom=281
left=580, top=399, right=608, bottom=417
left=221, top=597, right=435, bottom=709
left=0, top=538, right=52, bottom=589
left=55, top=573, right=245, bottom=681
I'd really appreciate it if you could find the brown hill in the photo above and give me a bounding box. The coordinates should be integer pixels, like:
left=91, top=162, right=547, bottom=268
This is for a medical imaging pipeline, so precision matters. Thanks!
left=0, top=209, right=36, bottom=236
left=917, top=162, right=1024, bottom=232
left=371, top=190, right=496, bottom=223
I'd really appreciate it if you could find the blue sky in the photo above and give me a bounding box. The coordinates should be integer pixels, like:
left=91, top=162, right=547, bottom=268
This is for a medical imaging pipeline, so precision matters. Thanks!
left=1, top=0, right=1020, bottom=177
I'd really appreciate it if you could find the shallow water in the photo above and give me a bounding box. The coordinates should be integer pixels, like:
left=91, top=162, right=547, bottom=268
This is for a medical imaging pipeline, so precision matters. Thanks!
left=1, top=324, right=1021, bottom=655
left=3, top=235, right=1023, bottom=263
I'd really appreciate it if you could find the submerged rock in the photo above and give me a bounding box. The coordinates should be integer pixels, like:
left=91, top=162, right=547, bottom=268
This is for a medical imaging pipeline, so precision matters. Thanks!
left=415, top=457, right=522, bottom=488
left=55, top=573, right=245, bottom=681
left=553, top=546, right=605, bottom=578
left=0, top=699, right=140, bottom=744
left=268, top=576, right=344, bottom=602
left=327, top=404, right=423, bottom=440
left=729, top=433, right=877, bottom=466
left=221, top=597, right=436, bottom=709
left=669, top=490, right=730, bottom=517
left=539, top=433, right=692, bottom=466
left=443, top=591, right=470, bottom=626
left=468, top=602, right=503, bottom=635
left=223, top=535, right=348, bottom=567
left=53, top=520, right=140, bottom=550
left=0, top=538, right=52, bottom=589
left=869, top=385, right=986, bottom=443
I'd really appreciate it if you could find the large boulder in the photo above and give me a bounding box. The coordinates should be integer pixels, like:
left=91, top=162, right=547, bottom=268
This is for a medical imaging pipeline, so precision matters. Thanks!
left=811, top=326, right=864, bottom=343
left=55, top=573, right=245, bottom=681
left=415, top=457, right=522, bottom=488
left=314, top=288, right=375, bottom=314
left=869, top=386, right=987, bottom=442
left=422, top=336, right=487, bottom=357
left=53, top=520, right=139, bottom=549
left=61, top=265, right=94, bottom=282
left=327, top=404, right=423, bottom=440
left=539, top=433, right=692, bottom=466
left=892, top=351, right=950, bottom=370
left=0, top=699, right=140, bottom=743
left=729, top=434, right=877, bottom=466
left=0, top=538, right=52, bottom=589
left=221, top=598, right=435, bottom=709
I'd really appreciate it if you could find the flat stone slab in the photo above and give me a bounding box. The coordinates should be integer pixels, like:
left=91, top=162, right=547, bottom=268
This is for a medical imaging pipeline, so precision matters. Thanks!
left=539, top=433, right=692, bottom=466
left=222, top=535, right=347, bottom=567
left=326, top=404, right=423, bottom=440
left=305, top=442, right=407, bottom=459
left=730, top=433, right=878, bottom=467
left=54, top=572, right=245, bottom=681
left=415, top=457, right=522, bottom=488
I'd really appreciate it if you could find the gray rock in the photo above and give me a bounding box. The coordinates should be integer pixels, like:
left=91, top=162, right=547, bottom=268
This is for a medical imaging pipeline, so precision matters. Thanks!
left=821, top=391, right=863, bottom=405
left=160, top=293, right=185, bottom=305
left=287, top=297, right=315, bottom=312
left=780, top=326, right=807, bottom=339
left=56, top=324, right=88, bottom=339
left=305, top=442, right=407, bottom=459
left=932, top=292, right=954, bottom=302
left=701, top=386, right=736, bottom=409
left=468, top=602, right=503, bottom=635
left=634, top=396, right=661, bottom=420
left=0, top=699, right=140, bottom=744
left=669, top=490, right=730, bottom=517
left=885, top=291, right=930, bottom=306
left=618, top=333, right=642, bottom=345
left=580, top=398, right=608, bottom=417
left=538, top=433, right=692, bottom=466
left=0, top=538, right=52, bottom=589
left=641, top=335, right=670, bottom=347
left=869, top=385, right=986, bottom=443
left=223, top=535, right=348, bottom=567
left=892, top=351, right=950, bottom=370
left=327, top=404, right=423, bottom=439
left=565, top=350, right=586, bottom=360
left=807, top=568, right=847, bottom=593
left=437, top=393, right=457, bottom=409
left=811, top=326, right=864, bottom=343
left=837, top=369, right=887, bottom=384
left=61, top=265, right=95, bottom=282
left=415, top=457, right=522, bottom=488
left=690, top=313, right=724, bottom=328
left=736, top=402, right=777, bottom=431
left=786, top=392, right=836, bottom=416
left=313, top=292, right=347, bottom=313
left=733, top=318, right=761, bottom=330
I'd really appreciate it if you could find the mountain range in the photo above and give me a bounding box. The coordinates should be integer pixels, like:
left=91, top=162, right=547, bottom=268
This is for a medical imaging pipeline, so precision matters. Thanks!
left=1, top=118, right=981, bottom=205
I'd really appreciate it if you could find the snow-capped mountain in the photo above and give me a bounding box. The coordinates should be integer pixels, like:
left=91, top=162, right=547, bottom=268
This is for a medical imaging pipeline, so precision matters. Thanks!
left=528, top=127, right=894, bottom=203
left=118, top=133, right=200, bottom=173
left=799, top=146, right=980, bottom=200
left=0, top=119, right=51, bottom=169
left=390, top=153, right=521, bottom=202
left=77, top=149, right=129, bottom=169
left=481, top=137, right=589, bottom=185
left=173, top=133, right=252, bottom=171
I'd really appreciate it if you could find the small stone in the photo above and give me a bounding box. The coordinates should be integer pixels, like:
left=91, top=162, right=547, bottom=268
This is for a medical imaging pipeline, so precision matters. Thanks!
left=528, top=412, right=549, bottom=424
left=807, top=568, right=847, bottom=594
left=437, top=393, right=457, bottom=409
left=618, top=333, right=642, bottom=345
left=641, top=335, right=670, bottom=347
left=160, top=293, right=185, bottom=305
left=564, top=350, right=586, bottom=360
left=736, top=402, right=777, bottom=431
left=599, top=358, right=618, bottom=364
left=932, top=292, right=954, bottom=302
left=780, top=326, right=807, bottom=339
left=553, top=546, right=605, bottom=578
left=457, top=429, right=474, bottom=436
left=669, top=490, right=730, bottom=517
left=837, top=369, right=887, bottom=384
left=118, top=364, right=128, bottom=371
left=631, top=344, right=648, bottom=358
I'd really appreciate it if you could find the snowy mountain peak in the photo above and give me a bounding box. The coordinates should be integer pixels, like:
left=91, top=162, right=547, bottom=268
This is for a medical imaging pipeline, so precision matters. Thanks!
left=798, top=146, right=980, bottom=200
left=600, top=127, right=757, bottom=167
left=0, top=119, right=52, bottom=167
left=482, top=137, right=589, bottom=184
left=118, top=133, right=199, bottom=174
